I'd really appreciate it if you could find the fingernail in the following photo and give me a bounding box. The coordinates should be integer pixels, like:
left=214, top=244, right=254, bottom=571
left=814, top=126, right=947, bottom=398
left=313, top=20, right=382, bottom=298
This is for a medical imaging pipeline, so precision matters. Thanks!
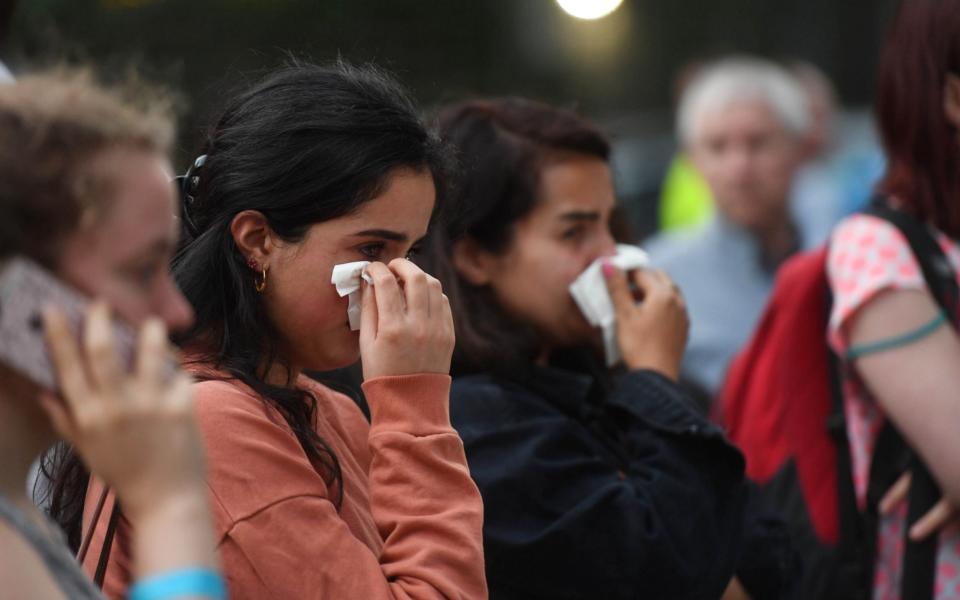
left=602, top=260, right=614, bottom=278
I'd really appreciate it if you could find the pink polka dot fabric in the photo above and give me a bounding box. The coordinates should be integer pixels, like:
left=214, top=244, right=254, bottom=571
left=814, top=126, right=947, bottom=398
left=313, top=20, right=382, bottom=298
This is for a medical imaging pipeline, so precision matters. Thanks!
left=827, top=214, right=960, bottom=599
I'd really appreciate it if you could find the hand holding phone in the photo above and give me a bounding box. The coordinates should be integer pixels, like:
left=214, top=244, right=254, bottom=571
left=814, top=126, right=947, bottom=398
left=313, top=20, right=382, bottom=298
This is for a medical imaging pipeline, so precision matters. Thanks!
left=40, top=303, right=207, bottom=521
left=0, top=257, right=175, bottom=390
left=0, top=257, right=204, bottom=519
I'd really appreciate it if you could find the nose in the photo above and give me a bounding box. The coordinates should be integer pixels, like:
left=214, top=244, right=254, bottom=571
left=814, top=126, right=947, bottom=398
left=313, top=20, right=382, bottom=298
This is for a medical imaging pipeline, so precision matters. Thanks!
left=601, top=232, right=618, bottom=255
left=579, top=231, right=618, bottom=274
left=725, top=146, right=754, bottom=182
left=595, top=229, right=618, bottom=259
left=159, top=279, right=195, bottom=334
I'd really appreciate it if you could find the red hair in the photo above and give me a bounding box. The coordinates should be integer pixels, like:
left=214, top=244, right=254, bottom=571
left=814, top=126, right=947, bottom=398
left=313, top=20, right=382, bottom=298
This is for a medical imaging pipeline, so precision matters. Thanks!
left=876, top=0, right=960, bottom=237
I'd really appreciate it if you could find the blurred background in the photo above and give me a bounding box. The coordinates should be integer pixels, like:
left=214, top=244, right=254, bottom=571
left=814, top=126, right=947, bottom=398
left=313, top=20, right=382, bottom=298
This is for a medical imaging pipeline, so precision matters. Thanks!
left=1, top=0, right=897, bottom=239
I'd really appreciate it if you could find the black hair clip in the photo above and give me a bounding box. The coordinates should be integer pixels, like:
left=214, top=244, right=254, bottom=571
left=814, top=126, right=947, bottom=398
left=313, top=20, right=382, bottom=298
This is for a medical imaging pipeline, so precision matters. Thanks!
left=175, top=154, right=207, bottom=239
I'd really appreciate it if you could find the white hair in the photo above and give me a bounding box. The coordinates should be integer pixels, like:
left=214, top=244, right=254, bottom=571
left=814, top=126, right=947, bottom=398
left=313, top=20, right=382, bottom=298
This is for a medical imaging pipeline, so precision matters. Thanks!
left=677, top=56, right=811, bottom=145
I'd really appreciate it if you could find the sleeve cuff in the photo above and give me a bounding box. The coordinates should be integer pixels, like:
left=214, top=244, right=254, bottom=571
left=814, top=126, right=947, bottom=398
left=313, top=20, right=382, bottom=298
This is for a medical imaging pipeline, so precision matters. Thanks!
left=362, top=373, right=453, bottom=436
left=610, top=370, right=727, bottom=439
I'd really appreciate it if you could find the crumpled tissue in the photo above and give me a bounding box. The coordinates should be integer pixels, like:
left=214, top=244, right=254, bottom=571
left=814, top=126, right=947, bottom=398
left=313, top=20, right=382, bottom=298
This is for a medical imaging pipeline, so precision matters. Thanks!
left=331, top=261, right=375, bottom=331
left=569, top=244, right=650, bottom=367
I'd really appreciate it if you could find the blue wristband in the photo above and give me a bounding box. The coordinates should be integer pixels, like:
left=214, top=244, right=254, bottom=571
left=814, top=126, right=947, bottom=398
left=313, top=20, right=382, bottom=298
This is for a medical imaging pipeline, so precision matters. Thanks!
left=128, top=568, right=226, bottom=600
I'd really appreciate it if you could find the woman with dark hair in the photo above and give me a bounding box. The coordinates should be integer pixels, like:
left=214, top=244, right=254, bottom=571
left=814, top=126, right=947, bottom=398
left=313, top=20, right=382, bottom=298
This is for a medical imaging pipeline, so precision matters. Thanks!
left=823, top=1, right=960, bottom=597
left=418, top=97, right=748, bottom=599
left=55, top=61, right=487, bottom=599
left=0, top=70, right=221, bottom=599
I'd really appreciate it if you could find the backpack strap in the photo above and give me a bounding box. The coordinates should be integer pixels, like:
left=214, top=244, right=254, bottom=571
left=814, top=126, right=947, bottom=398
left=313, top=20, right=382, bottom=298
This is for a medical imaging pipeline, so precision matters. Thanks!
left=864, top=202, right=959, bottom=323
left=826, top=204, right=917, bottom=600
left=77, top=484, right=121, bottom=591
left=863, top=422, right=912, bottom=592
left=858, top=200, right=957, bottom=600
left=93, top=502, right=120, bottom=589
left=826, top=330, right=871, bottom=600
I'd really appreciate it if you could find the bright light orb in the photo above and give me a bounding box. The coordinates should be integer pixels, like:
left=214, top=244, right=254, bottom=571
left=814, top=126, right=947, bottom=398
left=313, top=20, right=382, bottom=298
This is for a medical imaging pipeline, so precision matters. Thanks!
left=556, top=0, right=624, bottom=20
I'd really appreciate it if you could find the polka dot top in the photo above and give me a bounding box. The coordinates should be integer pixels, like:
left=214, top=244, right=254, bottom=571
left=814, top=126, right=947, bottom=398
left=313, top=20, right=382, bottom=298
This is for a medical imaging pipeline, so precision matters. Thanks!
left=827, top=213, right=960, bottom=599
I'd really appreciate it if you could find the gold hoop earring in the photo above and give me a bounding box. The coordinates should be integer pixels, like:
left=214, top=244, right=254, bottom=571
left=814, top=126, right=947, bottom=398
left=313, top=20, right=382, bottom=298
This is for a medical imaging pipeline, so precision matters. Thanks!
left=255, top=266, right=268, bottom=292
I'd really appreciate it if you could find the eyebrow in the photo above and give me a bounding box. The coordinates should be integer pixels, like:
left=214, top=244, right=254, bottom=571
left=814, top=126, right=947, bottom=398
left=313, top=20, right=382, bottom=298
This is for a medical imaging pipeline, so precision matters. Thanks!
left=350, top=229, right=410, bottom=243
left=558, top=211, right=602, bottom=223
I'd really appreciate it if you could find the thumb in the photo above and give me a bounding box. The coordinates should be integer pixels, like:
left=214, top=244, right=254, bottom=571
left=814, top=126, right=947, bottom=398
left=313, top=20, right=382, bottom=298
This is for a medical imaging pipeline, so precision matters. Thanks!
left=909, top=499, right=953, bottom=541
left=602, top=260, right=633, bottom=319
left=629, top=269, right=662, bottom=298
left=359, top=280, right=378, bottom=348
left=879, top=472, right=911, bottom=515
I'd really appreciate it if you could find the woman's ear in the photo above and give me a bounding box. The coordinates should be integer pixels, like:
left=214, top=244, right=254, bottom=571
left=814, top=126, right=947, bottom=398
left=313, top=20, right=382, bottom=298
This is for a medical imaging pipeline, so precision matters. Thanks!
left=230, top=210, right=275, bottom=266
left=452, top=237, right=495, bottom=286
left=944, top=74, right=960, bottom=131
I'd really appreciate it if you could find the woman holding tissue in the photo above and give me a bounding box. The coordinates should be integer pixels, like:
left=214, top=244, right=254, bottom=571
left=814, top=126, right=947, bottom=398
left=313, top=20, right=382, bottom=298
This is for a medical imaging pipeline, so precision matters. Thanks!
left=418, top=98, right=749, bottom=599
left=52, top=61, right=487, bottom=599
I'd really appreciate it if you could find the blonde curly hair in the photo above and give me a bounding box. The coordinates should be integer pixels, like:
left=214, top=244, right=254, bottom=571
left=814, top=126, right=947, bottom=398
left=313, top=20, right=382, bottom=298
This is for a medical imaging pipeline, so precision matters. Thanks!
left=0, top=68, right=175, bottom=266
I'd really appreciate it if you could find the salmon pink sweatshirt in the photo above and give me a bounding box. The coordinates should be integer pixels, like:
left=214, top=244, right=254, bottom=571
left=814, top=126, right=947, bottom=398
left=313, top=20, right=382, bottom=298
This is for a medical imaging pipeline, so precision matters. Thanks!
left=80, top=370, right=487, bottom=599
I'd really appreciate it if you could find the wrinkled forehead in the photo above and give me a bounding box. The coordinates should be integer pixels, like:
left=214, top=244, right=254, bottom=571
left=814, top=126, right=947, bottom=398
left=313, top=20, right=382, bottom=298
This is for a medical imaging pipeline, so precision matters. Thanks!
left=692, top=99, right=787, bottom=140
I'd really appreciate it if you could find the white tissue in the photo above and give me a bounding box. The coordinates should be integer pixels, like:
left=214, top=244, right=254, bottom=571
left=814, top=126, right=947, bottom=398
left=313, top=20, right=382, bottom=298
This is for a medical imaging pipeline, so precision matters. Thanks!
left=331, top=261, right=375, bottom=330
left=569, top=244, right=650, bottom=367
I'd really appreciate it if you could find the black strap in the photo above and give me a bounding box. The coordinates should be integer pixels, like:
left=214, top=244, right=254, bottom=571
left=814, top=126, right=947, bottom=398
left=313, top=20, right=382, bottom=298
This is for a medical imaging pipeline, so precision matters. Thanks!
left=863, top=423, right=912, bottom=594
left=826, top=285, right=871, bottom=600
left=76, top=486, right=110, bottom=564
left=93, top=502, right=120, bottom=589
left=856, top=201, right=956, bottom=600
left=863, top=202, right=959, bottom=325
left=903, top=466, right=942, bottom=600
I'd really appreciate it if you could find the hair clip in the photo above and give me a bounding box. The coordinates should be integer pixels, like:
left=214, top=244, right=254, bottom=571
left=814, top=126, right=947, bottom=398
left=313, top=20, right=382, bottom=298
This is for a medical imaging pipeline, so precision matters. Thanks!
left=177, top=154, right=209, bottom=239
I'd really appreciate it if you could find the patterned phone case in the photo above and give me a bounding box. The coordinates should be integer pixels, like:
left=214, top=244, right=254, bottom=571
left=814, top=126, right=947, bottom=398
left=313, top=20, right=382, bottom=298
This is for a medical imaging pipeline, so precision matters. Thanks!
left=0, top=257, right=171, bottom=390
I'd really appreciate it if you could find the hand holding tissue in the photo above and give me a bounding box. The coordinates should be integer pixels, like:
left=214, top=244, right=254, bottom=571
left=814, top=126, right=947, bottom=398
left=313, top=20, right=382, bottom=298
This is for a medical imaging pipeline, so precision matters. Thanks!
left=331, top=261, right=374, bottom=330
left=569, top=244, right=650, bottom=367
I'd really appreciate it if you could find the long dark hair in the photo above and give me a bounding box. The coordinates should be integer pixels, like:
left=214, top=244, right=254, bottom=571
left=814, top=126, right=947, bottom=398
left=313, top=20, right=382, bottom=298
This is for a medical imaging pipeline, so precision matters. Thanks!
left=876, top=0, right=960, bottom=236
left=417, top=98, right=610, bottom=376
left=45, top=60, right=449, bottom=547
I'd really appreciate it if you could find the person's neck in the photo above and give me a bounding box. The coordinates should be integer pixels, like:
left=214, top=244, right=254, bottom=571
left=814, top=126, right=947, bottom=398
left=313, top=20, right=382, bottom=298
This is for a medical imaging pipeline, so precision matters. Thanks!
left=752, top=214, right=799, bottom=268
left=0, top=375, right=53, bottom=512
left=264, top=360, right=301, bottom=387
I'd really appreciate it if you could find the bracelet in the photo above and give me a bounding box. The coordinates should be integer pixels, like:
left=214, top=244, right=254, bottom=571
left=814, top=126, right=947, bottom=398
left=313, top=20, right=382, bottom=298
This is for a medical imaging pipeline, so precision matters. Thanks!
left=128, top=568, right=226, bottom=600
left=846, top=311, right=947, bottom=361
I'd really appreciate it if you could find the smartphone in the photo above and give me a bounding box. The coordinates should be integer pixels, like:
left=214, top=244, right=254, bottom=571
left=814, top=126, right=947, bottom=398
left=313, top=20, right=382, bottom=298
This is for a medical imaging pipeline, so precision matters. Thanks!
left=0, top=256, right=174, bottom=391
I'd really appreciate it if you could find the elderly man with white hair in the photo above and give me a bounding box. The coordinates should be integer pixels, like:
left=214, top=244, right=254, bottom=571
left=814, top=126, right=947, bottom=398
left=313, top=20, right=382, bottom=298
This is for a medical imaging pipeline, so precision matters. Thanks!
left=645, top=56, right=813, bottom=401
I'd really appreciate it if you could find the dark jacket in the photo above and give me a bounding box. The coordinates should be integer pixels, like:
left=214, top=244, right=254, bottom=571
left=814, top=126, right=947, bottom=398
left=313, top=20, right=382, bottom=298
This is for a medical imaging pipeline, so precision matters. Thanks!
left=450, top=358, right=748, bottom=600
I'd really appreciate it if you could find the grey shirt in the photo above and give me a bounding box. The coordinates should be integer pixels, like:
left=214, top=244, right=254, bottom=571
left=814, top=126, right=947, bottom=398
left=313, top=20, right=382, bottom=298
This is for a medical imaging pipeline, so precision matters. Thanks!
left=0, top=493, right=103, bottom=600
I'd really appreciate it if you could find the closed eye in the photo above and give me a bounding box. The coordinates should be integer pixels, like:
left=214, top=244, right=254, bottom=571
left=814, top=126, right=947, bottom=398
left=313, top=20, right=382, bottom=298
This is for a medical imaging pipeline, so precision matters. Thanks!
left=562, top=225, right=587, bottom=241
left=357, top=243, right=386, bottom=260
left=125, top=260, right=162, bottom=289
